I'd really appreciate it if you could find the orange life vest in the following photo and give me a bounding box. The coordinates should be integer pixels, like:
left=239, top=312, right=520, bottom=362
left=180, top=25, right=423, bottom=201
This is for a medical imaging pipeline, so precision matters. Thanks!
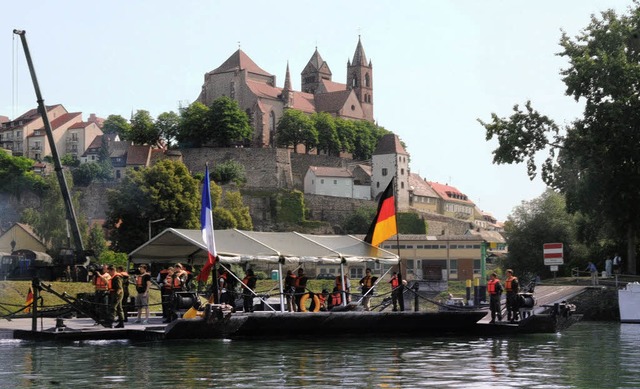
left=390, top=276, right=399, bottom=289
left=95, top=275, right=109, bottom=291
left=109, top=274, right=121, bottom=292
left=487, top=279, right=500, bottom=295
left=505, top=276, right=517, bottom=292
left=335, top=276, right=348, bottom=291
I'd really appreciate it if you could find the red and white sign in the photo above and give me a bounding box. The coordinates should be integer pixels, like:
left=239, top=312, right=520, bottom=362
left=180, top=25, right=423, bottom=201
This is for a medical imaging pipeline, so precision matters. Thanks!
left=543, top=243, right=564, bottom=265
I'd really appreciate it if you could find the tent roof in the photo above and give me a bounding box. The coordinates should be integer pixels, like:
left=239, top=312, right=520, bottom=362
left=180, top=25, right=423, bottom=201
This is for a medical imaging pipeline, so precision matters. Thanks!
left=128, top=228, right=399, bottom=266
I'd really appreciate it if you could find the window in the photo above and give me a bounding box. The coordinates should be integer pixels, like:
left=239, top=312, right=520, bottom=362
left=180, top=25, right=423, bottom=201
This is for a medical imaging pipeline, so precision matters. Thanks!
left=450, top=259, right=458, bottom=274
left=365, top=73, right=370, bottom=87
left=311, top=179, right=314, bottom=185
left=333, top=180, right=337, bottom=185
left=321, top=179, right=325, bottom=184
left=401, top=168, right=404, bottom=175
left=406, top=260, right=414, bottom=270
left=401, top=182, right=404, bottom=189
left=382, top=168, right=388, bottom=176
left=376, top=182, right=380, bottom=188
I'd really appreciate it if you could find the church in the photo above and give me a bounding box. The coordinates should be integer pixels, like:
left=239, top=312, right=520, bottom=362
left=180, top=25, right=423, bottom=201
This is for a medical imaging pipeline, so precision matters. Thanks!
left=196, top=37, right=374, bottom=148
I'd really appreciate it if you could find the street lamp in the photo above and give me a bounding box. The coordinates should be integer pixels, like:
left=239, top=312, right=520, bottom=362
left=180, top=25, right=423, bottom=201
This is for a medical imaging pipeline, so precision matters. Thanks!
left=148, top=218, right=166, bottom=240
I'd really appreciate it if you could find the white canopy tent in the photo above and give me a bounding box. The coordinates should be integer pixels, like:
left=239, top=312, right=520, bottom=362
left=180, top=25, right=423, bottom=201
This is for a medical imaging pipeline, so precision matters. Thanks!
left=128, top=228, right=399, bottom=266
left=128, top=229, right=399, bottom=312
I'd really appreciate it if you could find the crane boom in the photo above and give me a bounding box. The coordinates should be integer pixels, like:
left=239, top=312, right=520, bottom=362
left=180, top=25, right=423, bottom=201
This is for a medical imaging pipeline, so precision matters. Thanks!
left=13, top=29, right=86, bottom=264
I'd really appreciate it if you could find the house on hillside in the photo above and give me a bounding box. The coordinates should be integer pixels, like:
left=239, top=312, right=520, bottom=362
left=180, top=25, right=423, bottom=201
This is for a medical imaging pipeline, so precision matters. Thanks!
left=304, top=165, right=371, bottom=200
left=0, top=104, right=67, bottom=157
left=427, top=181, right=475, bottom=222
left=408, top=173, right=440, bottom=214
left=197, top=37, right=374, bottom=148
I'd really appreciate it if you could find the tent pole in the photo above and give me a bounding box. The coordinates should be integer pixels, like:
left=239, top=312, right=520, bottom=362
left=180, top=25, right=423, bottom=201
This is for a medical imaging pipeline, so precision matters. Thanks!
left=278, top=262, right=284, bottom=313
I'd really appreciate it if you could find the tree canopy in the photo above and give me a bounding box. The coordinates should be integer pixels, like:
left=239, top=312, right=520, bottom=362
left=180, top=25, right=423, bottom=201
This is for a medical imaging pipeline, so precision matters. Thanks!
left=102, top=114, right=131, bottom=137
left=502, top=190, right=587, bottom=278
left=106, top=159, right=252, bottom=252
left=208, top=96, right=252, bottom=147
left=479, top=5, right=640, bottom=273
left=0, top=151, right=45, bottom=198
left=276, top=109, right=318, bottom=153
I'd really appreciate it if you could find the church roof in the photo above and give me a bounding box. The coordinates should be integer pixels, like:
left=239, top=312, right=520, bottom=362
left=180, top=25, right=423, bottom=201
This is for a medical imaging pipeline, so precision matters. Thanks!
left=320, top=79, right=347, bottom=93
left=211, top=49, right=272, bottom=77
left=314, top=90, right=353, bottom=113
left=305, top=49, right=332, bottom=75
left=352, top=36, right=368, bottom=66
left=373, top=133, right=408, bottom=156
left=246, top=80, right=316, bottom=113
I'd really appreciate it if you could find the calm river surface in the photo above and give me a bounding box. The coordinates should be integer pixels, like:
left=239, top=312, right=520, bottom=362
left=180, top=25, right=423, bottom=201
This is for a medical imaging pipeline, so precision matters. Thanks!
left=0, top=322, right=638, bottom=388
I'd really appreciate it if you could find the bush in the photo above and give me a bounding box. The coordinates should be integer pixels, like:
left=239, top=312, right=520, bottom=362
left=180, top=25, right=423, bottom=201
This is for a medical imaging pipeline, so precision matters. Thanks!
left=211, top=160, right=246, bottom=186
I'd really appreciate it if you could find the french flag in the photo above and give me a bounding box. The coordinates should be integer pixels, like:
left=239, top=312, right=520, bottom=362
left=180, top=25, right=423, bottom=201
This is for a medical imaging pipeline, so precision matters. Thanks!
left=197, top=165, right=217, bottom=282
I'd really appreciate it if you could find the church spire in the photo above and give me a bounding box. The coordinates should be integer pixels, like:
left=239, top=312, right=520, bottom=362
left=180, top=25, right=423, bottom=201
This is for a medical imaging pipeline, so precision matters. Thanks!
left=282, top=61, right=293, bottom=108
left=284, top=61, right=292, bottom=91
left=351, top=35, right=368, bottom=66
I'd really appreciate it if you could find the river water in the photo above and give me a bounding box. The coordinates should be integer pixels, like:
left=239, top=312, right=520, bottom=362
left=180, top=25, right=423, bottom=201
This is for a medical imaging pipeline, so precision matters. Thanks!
left=0, top=321, right=638, bottom=388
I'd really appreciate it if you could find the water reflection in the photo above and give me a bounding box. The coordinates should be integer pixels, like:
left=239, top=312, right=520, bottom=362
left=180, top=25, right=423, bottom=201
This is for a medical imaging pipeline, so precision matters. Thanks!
left=0, top=323, right=639, bottom=388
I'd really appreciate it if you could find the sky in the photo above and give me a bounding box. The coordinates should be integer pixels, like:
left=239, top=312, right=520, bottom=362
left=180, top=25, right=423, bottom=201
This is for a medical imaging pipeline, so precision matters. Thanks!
left=2, top=0, right=633, bottom=221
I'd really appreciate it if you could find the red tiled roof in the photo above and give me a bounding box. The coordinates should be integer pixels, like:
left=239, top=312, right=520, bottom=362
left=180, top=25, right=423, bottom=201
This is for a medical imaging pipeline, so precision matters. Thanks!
left=69, top=121, right=93, bottom=129
left=314, top=90, right=353, bottom=113
left=409, top=173, right=439, bottom=198
left=320, top=79, right=346, bottom=93
left=212, top=49, right=272, bottom=77
left=373, top=133, right=408, bottom=156
left=246, top=80, right=281, bottom=100
left=427, top=181, right=474, bottom=205
left=126, top=145, right=151, bottom=166
left=308, top=166, right=352, bottom=178
left=48, top=112, right=82, bottom=131
left=290, top=92, right=316, bottom=113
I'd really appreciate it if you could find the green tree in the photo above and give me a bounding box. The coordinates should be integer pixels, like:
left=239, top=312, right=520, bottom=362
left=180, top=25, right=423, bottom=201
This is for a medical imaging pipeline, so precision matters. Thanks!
left=209, top=97, right=252, bottom=147
left=129, top=110, right=159, bottom=145
left=503, top=190, right=587, bottom=278
left=87, top=224, right=107, bottom=258
left=71, top=162, right=111, bottom=186
left=106, top=160, right=201, bottom=252
left=479, top=6, right=640, bottom=273
left=0, top=150, right=45, bottom=198
left=155, top=111, right=180, bottom=147
left=211, top=160, right=246, bottom=186
left=60, top=154, right=80, bottom=167
left=312, top=112, right=341, bottom=156
left=102, top=114, right=131, bottom=138
left=21, top=174, right=88, bottom=253
left=397, top=212, right=426, bottom=234
left=177, top=101, right=210, bottom=148
left=342, top=206, right=376, bottom=234
left=223, top=191, right=253, bottom=230
left=335, top=118, right=356, bottom=155
left=276, top=109, right=318, bottom=153
left=98, top=250, right=128, bottom=268
left=352, top=120, right=390, bottom=160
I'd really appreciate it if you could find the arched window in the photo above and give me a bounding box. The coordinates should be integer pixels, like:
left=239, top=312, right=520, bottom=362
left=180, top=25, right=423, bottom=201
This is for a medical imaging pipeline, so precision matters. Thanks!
left=365, top=73, right=370, bottom=87
left=352, top=74, right=358, bottom=87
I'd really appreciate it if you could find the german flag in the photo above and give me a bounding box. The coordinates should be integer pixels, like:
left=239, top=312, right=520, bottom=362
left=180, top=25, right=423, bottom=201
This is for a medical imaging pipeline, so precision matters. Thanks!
left=24, top=286, right=34, bottom=313
left=364, top=178, right=397, bottom=247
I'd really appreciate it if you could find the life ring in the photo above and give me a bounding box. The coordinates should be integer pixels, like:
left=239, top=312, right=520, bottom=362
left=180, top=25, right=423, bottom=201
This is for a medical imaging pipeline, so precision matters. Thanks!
left=299, top=293, right=320, bottom=312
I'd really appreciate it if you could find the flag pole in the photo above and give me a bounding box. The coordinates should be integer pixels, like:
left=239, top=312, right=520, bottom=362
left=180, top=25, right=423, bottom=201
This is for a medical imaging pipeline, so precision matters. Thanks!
left=392, top=177, right=405, bottom=311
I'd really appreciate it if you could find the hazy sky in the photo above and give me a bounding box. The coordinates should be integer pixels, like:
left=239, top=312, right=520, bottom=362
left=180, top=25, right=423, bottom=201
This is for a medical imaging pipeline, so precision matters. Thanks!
left=2, top=1, right=632, bottom=221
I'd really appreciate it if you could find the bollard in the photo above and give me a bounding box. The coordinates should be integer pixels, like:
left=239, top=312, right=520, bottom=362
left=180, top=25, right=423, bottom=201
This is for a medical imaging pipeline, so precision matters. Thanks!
left=466, top=279, right=471, bottom=304
left=413, top=282, right=420, bottom=312
left=473, top=277, right=480, bottom=306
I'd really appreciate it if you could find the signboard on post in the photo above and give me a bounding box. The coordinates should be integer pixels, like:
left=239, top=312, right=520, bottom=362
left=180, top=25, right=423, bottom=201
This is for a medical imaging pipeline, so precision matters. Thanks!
left=543, top=243, right=564, bottom=265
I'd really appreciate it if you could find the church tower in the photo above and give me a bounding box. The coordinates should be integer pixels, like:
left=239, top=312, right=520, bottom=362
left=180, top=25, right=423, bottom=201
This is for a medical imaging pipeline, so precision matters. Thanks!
left=301, top=48, right=332, bottom=94
left=371, top=133, right=410, bottom=210
left=347, top=36, right=373, bottom=121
